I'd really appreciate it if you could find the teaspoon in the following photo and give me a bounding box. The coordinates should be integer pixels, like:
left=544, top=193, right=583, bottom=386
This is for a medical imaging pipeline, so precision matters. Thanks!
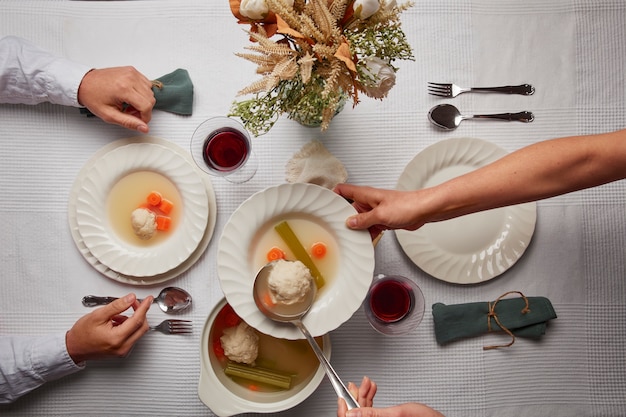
left=428, top=103, right=534, bottom=130
left=253, top=261, right=359, bottom=410
left=82, top=286, right=192, bottom=314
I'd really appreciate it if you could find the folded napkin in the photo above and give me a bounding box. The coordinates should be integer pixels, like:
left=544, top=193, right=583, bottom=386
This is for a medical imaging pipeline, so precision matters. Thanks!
left=80, top=68, right=194, bottom=117
left=285, top=140, right=348, bottom=189
left=432, top=291, right=557, bottom=350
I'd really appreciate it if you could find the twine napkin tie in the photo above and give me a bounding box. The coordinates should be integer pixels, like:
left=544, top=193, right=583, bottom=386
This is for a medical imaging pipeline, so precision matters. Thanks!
left=432, top=291, right=557, bottom=350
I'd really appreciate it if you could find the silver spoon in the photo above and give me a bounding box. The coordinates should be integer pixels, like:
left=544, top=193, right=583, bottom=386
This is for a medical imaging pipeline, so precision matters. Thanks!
left=428, top=103, right=534, bottom=130
left=253, top=262, right=359, bottom=410
left=82, top=287, right=192, bottom=314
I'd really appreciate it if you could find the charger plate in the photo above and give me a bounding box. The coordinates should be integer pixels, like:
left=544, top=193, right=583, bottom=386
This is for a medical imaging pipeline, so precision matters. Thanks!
left=69, top=136, right=216, bottom=284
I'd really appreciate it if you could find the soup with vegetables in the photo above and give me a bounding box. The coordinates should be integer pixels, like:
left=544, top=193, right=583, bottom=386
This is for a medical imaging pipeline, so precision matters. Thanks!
left=251, top=215, right=339, bottom=296
left=107, top=170, right=182, bottom=246
left=210, top=303, right=322, bottom=393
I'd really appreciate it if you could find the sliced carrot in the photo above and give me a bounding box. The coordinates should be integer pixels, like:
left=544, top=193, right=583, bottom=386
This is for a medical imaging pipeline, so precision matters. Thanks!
left=155, top=215, right=171, bottom=231
left=263, top=292, right=275, bottom=309
left=266, top=246, right=286, bottom=262
left=147, top=191, right=162, bottom=206
left=311, top=242, right=327, bottom=259
left=158, top=198, right=174, bottom=215
left=213, top=340, right=225, bottom=360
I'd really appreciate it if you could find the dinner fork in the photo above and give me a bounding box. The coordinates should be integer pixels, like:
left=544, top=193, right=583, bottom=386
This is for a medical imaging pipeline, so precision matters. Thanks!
left=428, top=82, right=535, bottom=98
left=150, top=319, right=192, bottom=335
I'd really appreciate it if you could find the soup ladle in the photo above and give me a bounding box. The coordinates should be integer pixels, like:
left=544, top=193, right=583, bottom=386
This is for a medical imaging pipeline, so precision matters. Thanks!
left=253, top=261, right=359, bottom=410
left=428, top=103, right=534, bottom=130
left=82, top=286, right=192, bottom=314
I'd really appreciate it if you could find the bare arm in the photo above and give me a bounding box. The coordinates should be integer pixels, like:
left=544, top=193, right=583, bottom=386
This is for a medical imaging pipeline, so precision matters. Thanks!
left=335, top=129, right=626, bottom=232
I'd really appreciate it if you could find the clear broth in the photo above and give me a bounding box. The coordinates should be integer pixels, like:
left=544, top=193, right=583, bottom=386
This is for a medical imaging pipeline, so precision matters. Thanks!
left=251, top=216, right=339, bottom=296
left=210, top=303, right=322, bottom=393
left=107, top=170, right=182, bottom=246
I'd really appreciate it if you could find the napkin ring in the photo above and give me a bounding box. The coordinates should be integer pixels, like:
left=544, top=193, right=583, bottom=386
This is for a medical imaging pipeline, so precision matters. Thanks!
left=484, top=291, right=531, bottom=350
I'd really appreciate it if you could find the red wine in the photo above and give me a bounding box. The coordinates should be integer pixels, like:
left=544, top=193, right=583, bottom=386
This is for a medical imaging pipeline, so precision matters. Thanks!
left=368, top=279, right=413, bottom=323
left=202, top=128, right=249, bottom=172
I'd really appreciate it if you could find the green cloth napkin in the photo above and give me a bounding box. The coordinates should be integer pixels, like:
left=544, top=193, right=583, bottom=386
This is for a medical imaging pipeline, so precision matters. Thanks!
left=432, top=292, right=557, bottom=349
left=80, top=68, right=193, bottom=117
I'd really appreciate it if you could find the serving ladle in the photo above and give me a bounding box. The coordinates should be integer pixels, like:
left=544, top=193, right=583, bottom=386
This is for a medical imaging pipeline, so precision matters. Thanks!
left=253, top=262, right=359, bottom=410
left=82, top=286, right=192, bottom=314
left=428, top=103, right=534, bottom=130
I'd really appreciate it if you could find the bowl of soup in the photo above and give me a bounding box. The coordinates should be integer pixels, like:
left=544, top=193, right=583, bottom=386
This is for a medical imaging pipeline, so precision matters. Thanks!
left=198, top=298, right=331, bottom=416
left=217, top=183, right=375, bottom=340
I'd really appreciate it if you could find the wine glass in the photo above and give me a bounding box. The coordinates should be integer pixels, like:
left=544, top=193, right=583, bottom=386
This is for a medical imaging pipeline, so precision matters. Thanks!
left=364, top=274, right=425, bottom=336
left=190, top=117, right=258, bottom=183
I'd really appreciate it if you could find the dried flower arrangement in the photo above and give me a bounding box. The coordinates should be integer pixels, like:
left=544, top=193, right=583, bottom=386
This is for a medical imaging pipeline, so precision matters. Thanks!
left=228, top=0, right=414, bottom=136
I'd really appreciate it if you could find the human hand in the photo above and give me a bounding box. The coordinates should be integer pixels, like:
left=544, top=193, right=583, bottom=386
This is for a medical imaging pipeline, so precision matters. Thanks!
left=65, top=293, right=153, bottom=363
left=337, top=376, right=376, bottom=416
left=77, top=66, right=156, bottom=133
left=337, top=376, right=445, bottom=417
left=334, top=184, right=430, bottom=237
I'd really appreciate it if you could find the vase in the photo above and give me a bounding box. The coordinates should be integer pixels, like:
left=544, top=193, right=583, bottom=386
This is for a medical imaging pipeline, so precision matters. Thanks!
left=287, top=92, right=347, bottom=128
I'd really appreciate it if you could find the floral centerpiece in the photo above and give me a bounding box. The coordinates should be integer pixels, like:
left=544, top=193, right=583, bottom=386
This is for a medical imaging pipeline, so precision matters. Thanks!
left=228, top=0, right=414, bottom=136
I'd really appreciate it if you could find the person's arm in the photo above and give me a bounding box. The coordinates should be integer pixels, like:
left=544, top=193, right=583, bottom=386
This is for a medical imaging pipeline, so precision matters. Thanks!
left=0, top=35, right=91, bottom=107
left=0, top=36, right=155, bottom=132
left=335, top=129, right=626, bottom=232
left=0, top=333, right=83, bottom=404
left=0, top=294, right=152, bottom=404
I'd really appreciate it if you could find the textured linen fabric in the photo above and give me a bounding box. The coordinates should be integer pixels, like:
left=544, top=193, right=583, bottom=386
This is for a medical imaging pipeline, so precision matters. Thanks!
left=0, top=1, right=624, bottom=416
left=0, top=333, right=84, bottom=404
left=0, top=36, right=90, bottom=107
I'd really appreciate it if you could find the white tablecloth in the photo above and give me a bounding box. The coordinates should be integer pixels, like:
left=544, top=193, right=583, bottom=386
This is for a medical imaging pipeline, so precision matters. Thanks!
left=1, top=1, right=625, bottom=416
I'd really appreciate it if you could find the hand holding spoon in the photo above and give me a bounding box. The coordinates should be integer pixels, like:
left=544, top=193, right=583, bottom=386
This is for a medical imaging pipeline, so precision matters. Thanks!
left=428, top=104, right=534, bottom=130
left=253, top=261, right=359, bottom=410
left=82, top=287, right=192, bottom=314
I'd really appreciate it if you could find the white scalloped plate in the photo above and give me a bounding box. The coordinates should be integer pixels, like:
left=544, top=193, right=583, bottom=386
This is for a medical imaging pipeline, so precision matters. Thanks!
left=218, top=183, right=375, bottom=339
left=395, top=138, right=537, bottom=284
left=75, top=141, right=209, bottom=277
left=68, top=136, right=217, bottom=285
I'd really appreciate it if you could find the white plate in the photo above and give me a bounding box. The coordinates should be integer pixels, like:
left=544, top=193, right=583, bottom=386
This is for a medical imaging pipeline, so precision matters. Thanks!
left=395, top=138, right=537, bottom=284
left=71, top=137, right=215, bottom=281
left=218, top=183, right=375, bottom=339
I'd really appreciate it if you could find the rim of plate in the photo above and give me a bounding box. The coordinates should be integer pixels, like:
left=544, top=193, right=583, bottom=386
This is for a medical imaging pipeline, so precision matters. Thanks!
left=75, top=142, right=209, bottom=277
left=394, top=138, right=537, bottom=284
left=68, top=136, right=217, bottom=285
left=217, top=183, right=375, bottom=339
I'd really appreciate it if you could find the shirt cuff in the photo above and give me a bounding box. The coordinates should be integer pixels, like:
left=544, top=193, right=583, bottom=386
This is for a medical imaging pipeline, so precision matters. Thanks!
left=45, top=58, right=92, bottom=107
left=31, top=332, right=85, bottom=382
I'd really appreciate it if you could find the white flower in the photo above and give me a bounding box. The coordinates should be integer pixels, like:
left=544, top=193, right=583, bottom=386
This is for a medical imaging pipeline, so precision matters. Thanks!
left=239, top=0, right=294, bottom=20
left=353, top=0, right=380, bottom=20
left=239, top=0, right=269, bottom=20
left=360, top=57, right=396, bottom=99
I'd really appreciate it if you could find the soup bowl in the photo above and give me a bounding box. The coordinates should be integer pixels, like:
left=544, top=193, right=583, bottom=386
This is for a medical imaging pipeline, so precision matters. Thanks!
left=198, top=298, right=331, bottom=416
left=218, top=183, right=375, bottom=340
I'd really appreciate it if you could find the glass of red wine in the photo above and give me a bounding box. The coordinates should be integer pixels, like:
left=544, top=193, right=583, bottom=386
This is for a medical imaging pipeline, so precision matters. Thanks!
left=364, top=274, right=425, bottom=336
left=190, top=117, right=258, bottom=183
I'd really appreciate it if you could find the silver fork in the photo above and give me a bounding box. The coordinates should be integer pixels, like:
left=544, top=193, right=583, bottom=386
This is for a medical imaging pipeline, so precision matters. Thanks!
left=150, top=319, right=192, bottom=335
left=428, top=82, right=534, bottom=98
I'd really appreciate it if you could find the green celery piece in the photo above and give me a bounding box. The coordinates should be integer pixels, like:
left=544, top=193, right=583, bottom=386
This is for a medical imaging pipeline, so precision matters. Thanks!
left=274, top=221, right=325, bottom=289
left=224, top=362, right=292, bottom=390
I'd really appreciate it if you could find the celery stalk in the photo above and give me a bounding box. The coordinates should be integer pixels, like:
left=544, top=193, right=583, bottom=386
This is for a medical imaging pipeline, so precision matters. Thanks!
left=224, top=362, right=292, bottom=389
left=274, top=221, right=325, bottom=289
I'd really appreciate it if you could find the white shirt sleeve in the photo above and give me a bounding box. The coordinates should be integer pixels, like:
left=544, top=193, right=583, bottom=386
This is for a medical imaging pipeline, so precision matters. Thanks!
left=0, top=333, right=85, bottom=404
left=0, top=36, right=92, bottom=107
